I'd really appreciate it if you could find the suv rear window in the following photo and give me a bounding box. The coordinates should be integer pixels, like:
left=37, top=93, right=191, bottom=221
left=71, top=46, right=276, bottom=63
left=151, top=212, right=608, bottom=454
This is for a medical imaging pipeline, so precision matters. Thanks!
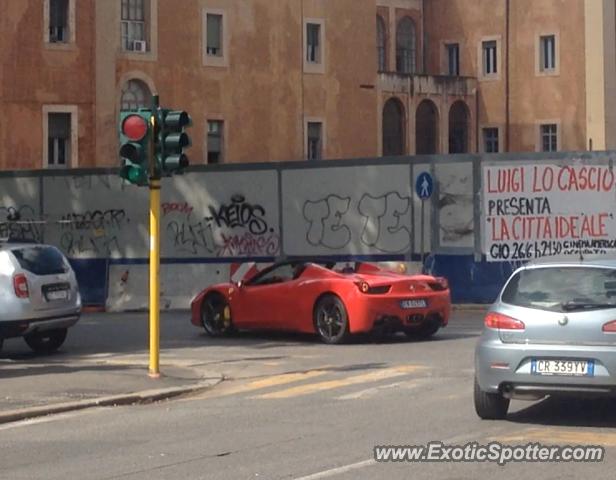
left=12, top=246, right=68, bottom=276
left=502, top=266, right=616, bottom=312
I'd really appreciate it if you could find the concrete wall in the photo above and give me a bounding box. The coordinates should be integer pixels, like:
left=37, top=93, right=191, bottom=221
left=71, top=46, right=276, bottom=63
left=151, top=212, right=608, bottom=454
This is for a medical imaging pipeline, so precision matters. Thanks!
left=3, top=151, right=614, bottom=309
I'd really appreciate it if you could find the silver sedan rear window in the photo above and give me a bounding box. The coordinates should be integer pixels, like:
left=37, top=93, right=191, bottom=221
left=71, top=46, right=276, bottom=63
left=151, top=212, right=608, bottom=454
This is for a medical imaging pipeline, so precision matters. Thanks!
left=501, top=266, right=616, bottom=312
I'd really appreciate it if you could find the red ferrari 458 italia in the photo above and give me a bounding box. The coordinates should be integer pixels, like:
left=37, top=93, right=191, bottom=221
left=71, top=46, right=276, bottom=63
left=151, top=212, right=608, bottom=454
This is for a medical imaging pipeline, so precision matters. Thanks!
left=190, top=260, right=451, bottom=344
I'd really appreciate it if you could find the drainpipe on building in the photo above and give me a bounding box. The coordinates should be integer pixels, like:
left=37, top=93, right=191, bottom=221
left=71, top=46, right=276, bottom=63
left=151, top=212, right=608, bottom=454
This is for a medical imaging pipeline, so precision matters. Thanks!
left=505, top=0, right=511, bottom=152
left=422, top=0, right=427, bottom=73
left=300, top=0, right=305, bottom=160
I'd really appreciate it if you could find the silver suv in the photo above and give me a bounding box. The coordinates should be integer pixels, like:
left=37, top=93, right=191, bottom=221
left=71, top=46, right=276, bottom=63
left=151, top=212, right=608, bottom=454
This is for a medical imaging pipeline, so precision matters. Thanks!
left=0, top=241, right=81, bottom=354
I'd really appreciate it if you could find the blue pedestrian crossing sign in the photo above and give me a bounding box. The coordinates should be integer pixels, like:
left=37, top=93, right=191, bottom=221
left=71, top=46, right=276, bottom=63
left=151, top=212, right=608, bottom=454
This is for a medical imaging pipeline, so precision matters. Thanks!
left=415, top=172, right=433, bottom=200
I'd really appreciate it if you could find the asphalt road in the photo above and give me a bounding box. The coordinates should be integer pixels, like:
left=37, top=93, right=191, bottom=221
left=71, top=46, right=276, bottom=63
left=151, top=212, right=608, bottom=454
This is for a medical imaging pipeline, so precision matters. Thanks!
left=2, top=310, right=616, bottom=479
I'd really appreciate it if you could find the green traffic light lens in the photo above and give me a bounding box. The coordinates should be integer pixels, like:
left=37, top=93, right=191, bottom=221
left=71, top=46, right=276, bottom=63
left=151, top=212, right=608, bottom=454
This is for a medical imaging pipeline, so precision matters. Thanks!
left=128, top=168, right=148, bottom=184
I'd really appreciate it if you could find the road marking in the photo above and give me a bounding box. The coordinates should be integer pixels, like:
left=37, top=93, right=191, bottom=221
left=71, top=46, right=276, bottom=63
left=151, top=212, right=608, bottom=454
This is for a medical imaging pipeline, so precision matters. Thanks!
left=491, top=427, right=616, bottom=447
left=195, top=369, right=330, bottom=398
left=293, top=459, right=376, bottom=480
left=0, top=408, right=110, bottom=431
left=254, top=365, right=424, bottom=399
left=292, top=428, right=498, bottom=480
left=335, top=380, right=420, bottom=400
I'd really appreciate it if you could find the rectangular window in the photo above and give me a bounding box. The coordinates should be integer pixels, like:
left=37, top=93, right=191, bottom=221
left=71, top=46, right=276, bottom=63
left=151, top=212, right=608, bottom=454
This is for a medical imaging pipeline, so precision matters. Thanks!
left=206, top=13, right=223, bottom=56
left=540, top=35, right=556, bottom=72
left=49, top=0, right=68, bottom=43
left=446, top=43, right=460, bottom=76
left=482, top=40, right=497, bottom=75
left=307, top=122, right=322, bottom=160
left=541, top=124, right=558, bottom=152
left=48, top=113, right=71, bottom=168
left=306, top=23, right=321, bottom=63
left=483, top=128, right=499, bottom=153
left=207, top=120, right=224, bottom=163
left=121, top=0, right=146, bottom=52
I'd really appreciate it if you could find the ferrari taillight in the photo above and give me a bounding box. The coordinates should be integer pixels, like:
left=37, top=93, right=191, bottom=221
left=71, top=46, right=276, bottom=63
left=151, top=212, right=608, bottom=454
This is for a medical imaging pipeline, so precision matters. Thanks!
left=428, top=277, right=449, bottom=291
left=602, top=320, right=616, bottom=332
left=484, top=312, right=525, bottom=330
left=13, top=273, right=29, bottom=298
left=355, top=281, right=391, bottom=294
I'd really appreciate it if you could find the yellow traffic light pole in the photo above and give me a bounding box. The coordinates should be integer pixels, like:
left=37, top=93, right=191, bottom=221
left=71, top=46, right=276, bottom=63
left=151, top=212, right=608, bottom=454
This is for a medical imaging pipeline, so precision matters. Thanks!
left=149, top=112, right=161, bottom=378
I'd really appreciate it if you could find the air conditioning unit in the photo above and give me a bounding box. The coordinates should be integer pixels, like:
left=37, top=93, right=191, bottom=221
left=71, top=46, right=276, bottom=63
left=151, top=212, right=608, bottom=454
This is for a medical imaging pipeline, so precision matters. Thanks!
left=132, top=40, right=147, bottom=52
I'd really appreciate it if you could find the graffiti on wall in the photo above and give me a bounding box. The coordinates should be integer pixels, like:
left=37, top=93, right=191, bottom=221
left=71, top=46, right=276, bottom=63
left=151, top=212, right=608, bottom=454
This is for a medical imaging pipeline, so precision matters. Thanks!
left=0, top=205, right=43, bottom=242
left=59, top=209, right=130, bottom=256
left=164, top=194, right=280, bottom=257
left=303, top=191, right=412, bottom=253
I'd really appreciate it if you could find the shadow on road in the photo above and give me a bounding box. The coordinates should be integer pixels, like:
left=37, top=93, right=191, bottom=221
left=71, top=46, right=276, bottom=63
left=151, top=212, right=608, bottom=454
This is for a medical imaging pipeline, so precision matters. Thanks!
left=0, top=361, right=135, bottom=379
left=508, top=396, right=616, bottom=428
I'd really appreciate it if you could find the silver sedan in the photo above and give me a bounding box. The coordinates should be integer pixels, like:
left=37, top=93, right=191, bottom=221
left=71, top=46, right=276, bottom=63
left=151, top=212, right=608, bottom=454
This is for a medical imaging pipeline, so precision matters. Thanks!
left=0, top=241, right=81, bottom=354
left=475, top=257, right=616, bottom=419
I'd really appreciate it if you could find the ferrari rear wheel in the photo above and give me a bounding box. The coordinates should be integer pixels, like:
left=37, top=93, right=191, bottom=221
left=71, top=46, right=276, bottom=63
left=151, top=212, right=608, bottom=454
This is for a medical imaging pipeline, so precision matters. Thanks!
left=404, top=316, right=441, bottom=340
left=201, top=293, right=234, bottom=337
left=314, top=294, right=349, bottom=344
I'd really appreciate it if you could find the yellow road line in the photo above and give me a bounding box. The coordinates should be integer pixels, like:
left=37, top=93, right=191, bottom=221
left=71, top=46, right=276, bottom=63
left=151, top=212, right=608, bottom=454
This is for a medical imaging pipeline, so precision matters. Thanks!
left=491, top=427, right=616, bottom=447
left=254, top=365, right=424, bottom=399
left=197, top=369, right=330, bottom=398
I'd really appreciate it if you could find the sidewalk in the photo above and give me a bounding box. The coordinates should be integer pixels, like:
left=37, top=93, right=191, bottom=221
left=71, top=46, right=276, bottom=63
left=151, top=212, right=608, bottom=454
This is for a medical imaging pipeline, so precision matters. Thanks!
left=0, top=353, right=223, bottom=425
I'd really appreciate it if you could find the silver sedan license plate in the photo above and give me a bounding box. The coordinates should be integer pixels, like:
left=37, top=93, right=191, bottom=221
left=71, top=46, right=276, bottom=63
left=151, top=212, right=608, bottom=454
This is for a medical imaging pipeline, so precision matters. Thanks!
left=531, top=359, right=594, bottom=377
left=400, top=299, right=427, bottom=309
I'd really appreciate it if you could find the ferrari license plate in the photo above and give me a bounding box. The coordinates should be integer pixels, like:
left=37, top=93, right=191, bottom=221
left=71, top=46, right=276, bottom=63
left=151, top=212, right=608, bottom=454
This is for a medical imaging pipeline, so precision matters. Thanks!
left=531, top=359, right=594, bottom=377
left=400, top=299, right=427, bottom=309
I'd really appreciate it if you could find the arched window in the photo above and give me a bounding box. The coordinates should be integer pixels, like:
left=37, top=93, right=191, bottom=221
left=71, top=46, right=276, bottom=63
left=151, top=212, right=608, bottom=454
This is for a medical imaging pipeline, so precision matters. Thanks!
left=120, top=79, right=152, bottom=110
left=396, top=17, right=416, bottom=74
left=382, top=98, right=405, bottom=156
left=448, top=101, right=470, bottom=154
left=377, top=15, right=387, bottom=72
left=416, top=100, right=439, bottom=154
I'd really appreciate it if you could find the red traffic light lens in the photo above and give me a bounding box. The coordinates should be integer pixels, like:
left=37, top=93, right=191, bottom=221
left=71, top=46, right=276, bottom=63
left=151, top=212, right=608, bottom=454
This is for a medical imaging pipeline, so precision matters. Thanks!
left=122, top=115, right=148, bottom=141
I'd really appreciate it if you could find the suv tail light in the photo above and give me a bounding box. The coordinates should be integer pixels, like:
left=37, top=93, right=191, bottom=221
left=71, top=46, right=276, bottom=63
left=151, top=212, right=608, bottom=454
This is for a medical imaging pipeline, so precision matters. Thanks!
left=485, top=312, right=525, bottom=330
left=13, top=273, right=29, bottom=298
left=602, top=320, right=616, bottom=332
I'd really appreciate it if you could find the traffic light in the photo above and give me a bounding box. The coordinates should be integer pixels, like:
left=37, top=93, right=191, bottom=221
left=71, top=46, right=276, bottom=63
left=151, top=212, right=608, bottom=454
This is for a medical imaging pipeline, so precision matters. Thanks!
left=155, top=109, right=191, bottom=176
left=119, top=111, right=151, bottom=186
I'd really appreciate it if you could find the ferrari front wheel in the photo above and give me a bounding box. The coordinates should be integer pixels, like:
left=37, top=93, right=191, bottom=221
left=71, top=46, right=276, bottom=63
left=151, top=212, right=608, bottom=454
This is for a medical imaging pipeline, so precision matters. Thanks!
left=201, top=293, right=234, bottom=337
left=314, top=294, right=350, bottom=344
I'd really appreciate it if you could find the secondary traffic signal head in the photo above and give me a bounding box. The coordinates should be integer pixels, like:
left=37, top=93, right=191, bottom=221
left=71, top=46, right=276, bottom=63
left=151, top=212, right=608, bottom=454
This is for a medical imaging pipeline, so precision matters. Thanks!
left=156, top=109, right=191, bottom=176
left=119, top=111, right=151, bottom=186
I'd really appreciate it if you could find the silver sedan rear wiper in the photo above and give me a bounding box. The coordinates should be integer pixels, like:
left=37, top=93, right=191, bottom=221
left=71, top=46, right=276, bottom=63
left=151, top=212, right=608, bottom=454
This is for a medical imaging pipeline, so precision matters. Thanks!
left=561, top=301, right=616, bottom=312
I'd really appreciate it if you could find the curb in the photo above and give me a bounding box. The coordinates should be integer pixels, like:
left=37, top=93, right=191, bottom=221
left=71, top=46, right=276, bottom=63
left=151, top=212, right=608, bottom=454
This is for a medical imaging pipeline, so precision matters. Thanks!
left=0, top=375, right=224, bottom=425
